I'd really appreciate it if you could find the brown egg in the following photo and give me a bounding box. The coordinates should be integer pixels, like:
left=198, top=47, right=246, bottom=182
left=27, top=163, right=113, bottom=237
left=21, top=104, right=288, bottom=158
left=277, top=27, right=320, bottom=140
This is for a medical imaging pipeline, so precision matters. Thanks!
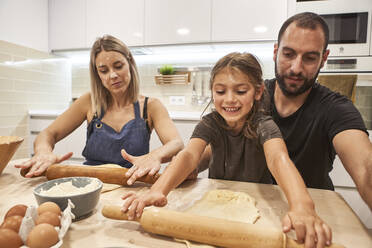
left=0, top=228, right=23, bottom=248
left=36, top=212, right=61, bottom=227
left=27, top=223, right=59, bottom=248
left=4, top=204, right=28, bottom=219
left=37, top=202, right=61, bottom=216
left=0, top=215, right=23, bottom=232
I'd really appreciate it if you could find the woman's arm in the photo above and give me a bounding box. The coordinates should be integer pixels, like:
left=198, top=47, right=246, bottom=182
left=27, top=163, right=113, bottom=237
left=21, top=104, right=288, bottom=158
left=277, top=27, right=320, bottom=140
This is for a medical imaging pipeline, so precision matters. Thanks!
left=121, top=138, right=207, bottom=219
left=123, top=97, right=184, bottom=185
left=15, top=93, right=92, bottom=177
left=263, top=138, right=332, bottom=248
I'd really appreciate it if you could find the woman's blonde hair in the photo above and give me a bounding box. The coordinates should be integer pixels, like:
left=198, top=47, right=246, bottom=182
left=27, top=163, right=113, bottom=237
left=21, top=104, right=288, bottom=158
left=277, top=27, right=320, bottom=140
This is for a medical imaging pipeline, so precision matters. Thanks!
left=89, top=35, right=140, bottom=117
left=207, top=52, right=268, bottom=139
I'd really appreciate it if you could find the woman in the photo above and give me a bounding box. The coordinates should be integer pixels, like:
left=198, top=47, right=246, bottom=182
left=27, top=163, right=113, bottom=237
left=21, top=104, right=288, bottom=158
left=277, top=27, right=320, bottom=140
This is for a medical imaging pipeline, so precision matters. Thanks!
left=16, top=35, right=183, bottom=185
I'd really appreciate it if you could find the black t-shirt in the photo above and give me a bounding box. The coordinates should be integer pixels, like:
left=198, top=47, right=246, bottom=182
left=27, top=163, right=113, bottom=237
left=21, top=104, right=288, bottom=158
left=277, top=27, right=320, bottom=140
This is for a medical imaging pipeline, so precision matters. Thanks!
left=191, top=112, right=282, bottom=183
left=265, top=79, right=368, bottom=190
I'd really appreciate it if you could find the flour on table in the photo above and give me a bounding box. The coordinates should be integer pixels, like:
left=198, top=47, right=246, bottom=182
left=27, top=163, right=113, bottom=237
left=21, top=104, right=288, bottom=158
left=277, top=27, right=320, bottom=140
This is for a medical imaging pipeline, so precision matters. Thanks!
left=185, top=189, right=260, bottom=224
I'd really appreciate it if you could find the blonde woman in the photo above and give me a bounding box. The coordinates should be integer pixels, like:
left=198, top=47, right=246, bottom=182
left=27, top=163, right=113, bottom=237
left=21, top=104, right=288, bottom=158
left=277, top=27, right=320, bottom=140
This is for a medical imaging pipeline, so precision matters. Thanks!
left=16, top=35, right=183, bottom=185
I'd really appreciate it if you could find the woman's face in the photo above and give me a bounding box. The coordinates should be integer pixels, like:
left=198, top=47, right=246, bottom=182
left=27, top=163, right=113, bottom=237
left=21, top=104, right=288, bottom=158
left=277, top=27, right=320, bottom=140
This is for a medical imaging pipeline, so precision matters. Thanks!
left=212, top=67, right=263, bottom=132
left=95, top=50, right=131, bottom=95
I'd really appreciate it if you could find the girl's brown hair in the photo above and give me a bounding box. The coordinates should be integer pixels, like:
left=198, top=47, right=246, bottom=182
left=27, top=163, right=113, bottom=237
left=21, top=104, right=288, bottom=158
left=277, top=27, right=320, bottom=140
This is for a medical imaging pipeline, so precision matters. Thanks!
left=207, top=52, right=268, bottom=139
left=89, top=35, right=140, bottom=117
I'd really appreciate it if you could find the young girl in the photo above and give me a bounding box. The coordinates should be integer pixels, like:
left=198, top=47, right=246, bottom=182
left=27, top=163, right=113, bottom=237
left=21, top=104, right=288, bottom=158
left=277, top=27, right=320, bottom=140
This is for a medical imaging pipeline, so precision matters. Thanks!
left=121, top=52, right=332, bottom=248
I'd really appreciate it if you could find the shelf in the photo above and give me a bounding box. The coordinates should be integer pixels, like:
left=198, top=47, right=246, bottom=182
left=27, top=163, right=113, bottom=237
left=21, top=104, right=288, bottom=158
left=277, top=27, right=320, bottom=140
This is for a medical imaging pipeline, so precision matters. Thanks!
left=155, top=72, right=191, bottom=85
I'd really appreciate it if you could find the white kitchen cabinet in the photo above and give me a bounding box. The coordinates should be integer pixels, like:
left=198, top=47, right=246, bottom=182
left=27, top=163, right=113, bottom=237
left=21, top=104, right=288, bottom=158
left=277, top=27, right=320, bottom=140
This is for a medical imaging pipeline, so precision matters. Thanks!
left=150, top=119, right=198, bottom=150
left=149, top=118, right=209, bottom=178
left=29, top=114, right=86, bottom=162
left=48, top=0, right=86, bottom=51
left=0, top=0, right=48, bottom=52
left=211, top=0, right=289, bottom=42
left=144, top=0, right=211, bottom=45
left=86, top=0, right=144, bottom=47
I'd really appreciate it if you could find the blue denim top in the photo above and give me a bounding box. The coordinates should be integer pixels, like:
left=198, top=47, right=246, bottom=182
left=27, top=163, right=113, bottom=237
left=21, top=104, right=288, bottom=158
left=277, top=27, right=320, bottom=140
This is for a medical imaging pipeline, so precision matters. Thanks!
left=82, top=99, right=150, bottom=168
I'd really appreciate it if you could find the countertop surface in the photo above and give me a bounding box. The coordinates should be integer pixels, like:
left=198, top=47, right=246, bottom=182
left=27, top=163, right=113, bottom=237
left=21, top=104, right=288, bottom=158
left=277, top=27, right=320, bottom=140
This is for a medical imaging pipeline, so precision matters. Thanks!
left=29, top=110, right=203, bottom=121
left=1, top=159, right=371, bottom=248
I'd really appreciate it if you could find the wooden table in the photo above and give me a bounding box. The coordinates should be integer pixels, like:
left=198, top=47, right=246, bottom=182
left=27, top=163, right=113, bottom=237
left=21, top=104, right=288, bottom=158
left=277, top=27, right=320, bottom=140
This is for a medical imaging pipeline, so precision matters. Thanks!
left=1, top=160, right=371, bottom=248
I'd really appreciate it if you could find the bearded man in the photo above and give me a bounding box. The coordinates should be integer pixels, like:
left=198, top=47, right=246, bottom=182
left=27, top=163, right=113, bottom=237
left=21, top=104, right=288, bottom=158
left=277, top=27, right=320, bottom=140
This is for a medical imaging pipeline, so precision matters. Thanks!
left=265, top=12, right=372, bottom=211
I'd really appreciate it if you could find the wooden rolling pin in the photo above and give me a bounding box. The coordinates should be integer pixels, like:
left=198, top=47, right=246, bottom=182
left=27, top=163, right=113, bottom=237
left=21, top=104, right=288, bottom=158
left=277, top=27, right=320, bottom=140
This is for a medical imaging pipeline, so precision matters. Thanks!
left=102, top=205, right=344, bottom=248
left=21, top=164, right=159, bottom=185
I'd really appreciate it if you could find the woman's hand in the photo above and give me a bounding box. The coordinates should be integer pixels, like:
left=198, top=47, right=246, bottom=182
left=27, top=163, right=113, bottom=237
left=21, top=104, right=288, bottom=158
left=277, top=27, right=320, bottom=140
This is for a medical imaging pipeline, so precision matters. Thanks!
left=282, top=207, right=332, bottom=248
left=121, top=190, right=167, bottom=220
left=121, top=149, right=162, bottom=185
left=14, top=152, right=73, bottom=178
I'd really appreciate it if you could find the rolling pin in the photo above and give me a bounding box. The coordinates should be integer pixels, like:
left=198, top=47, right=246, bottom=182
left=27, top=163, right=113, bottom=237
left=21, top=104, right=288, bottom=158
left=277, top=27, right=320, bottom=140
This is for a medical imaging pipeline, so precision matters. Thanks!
left=102, top=205, right=345, bottom=248
left=21, top=164, right=159, bottom=185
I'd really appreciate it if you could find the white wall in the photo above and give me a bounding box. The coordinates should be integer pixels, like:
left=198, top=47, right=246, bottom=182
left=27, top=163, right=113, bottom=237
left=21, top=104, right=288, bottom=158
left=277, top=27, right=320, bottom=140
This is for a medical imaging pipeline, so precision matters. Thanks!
left=0, top=0, right=48, bottom=52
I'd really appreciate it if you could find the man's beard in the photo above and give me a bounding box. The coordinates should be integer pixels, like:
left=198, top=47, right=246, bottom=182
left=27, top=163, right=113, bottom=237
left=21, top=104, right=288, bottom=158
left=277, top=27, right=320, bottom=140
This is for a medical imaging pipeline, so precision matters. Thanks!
left=274, top=60, right=320, bottom=97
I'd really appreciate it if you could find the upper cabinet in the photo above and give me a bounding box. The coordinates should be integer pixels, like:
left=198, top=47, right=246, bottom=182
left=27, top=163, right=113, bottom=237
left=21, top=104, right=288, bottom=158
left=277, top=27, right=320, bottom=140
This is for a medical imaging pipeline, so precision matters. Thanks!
left=144, top=0, right=211, bottom=45
left=86, top=0, right=144, bottom=47
left=48, top=0, right=295, bottom=50
left=211, top=0, right=289, bottom=42
left=49, top=0, right=86, bottom=50
left=49, top=0, right=144, bottom=51
left=0, top=0, right=48, bottom=52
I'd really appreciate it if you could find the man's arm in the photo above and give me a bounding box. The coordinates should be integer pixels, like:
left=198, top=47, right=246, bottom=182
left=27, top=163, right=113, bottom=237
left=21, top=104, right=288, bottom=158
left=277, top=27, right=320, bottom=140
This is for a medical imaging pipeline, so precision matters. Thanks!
left=333, top=129, right=372, bottom=211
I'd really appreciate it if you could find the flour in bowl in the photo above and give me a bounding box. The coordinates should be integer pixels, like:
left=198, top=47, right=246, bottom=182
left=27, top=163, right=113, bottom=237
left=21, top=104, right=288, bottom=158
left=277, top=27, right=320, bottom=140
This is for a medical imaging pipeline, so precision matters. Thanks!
left=39, top=180, right=100, bottom=197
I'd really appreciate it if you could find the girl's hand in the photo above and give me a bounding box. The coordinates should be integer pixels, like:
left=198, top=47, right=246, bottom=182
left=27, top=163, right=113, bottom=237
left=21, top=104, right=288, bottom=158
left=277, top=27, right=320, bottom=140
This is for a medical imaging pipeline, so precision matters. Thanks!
left=282, top=208, right=332, bottom=248
left=14, top=152, right=73, bottom=178
left=121, top=190, right=167, bottom=220
left=121, top=149, right=161, bottom=185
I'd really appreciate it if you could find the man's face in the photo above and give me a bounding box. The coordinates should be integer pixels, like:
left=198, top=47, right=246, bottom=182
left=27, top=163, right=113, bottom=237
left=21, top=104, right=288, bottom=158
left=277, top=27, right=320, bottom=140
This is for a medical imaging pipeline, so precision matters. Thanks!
left=274, top=22, right=329, bottom=97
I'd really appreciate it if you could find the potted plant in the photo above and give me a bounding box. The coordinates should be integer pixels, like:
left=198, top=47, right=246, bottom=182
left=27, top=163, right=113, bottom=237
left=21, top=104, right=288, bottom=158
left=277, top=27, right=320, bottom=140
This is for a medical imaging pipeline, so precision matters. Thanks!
left=155, top=65, right=189, bottom=85
left=159, top=65, right=175, bottom=75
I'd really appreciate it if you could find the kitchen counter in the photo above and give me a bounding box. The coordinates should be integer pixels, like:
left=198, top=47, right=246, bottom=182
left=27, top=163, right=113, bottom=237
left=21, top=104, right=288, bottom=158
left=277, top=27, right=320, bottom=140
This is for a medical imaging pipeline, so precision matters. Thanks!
left=29, top=110, right=204, bottom=121
left=1, top=160, right=371, bottom=248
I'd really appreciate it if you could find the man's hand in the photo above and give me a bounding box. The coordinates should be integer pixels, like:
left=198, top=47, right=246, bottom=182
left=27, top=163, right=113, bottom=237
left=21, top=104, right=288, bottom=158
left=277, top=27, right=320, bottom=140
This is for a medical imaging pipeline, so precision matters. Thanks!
left=282, top=208, right=332, bottom=248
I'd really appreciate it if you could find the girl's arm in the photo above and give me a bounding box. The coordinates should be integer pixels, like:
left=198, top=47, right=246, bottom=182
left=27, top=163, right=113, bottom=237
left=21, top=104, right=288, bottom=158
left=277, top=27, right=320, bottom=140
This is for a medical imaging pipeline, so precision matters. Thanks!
left=123, top=97, right=184, bottom=185
left=121, top=138, right=207, bottom=219
left=15, top=93, right=91, bottom=177
left=263, top=138, right=332, bottom=248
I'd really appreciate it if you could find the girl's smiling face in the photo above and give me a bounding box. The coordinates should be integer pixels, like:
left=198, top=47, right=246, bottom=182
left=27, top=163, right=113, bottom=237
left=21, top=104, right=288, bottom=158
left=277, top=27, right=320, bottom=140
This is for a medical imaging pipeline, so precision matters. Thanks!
left=212, top=67, right=263, bottom=133
left=96, top=50, right=131, bottom=95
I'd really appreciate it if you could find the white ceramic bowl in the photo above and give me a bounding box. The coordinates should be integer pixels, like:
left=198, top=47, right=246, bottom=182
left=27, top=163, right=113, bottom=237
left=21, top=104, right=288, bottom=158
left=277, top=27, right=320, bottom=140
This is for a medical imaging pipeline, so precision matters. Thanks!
left=33, top=177, right=103, bottom=220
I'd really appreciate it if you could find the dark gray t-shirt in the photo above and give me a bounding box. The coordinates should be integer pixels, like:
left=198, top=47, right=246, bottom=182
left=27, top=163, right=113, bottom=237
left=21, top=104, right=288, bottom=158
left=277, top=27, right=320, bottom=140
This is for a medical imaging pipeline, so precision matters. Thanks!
left=191, top=112, right=282, bottom=183
left=265, top=79, right=368, bottom=190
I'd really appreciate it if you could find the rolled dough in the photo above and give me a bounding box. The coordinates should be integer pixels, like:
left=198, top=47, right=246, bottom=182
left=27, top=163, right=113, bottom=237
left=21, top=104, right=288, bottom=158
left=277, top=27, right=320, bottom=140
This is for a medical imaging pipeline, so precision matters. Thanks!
left=185, top=189, right=260, bottom=224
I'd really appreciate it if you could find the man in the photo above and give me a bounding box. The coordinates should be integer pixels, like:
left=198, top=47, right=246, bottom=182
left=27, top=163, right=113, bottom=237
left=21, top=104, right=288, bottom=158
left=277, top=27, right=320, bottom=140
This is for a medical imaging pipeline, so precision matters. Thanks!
left=265, top=12, right=372, bottom=210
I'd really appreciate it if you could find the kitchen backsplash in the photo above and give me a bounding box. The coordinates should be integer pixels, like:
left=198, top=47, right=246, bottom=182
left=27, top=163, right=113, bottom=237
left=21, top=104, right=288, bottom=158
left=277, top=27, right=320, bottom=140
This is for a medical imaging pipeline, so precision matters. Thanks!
left=72, top=63, right=209, bottom=113
left=0, top=40, right=71, bottom=158
left=71, top=54, right=277, bottom=113
left=72, top=60, right=372, bottom=129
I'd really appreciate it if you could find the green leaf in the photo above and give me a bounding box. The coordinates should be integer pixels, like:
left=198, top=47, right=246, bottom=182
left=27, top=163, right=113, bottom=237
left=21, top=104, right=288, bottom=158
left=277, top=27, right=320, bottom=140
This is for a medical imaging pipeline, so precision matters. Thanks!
left=159, top=65, right=175, bottom=75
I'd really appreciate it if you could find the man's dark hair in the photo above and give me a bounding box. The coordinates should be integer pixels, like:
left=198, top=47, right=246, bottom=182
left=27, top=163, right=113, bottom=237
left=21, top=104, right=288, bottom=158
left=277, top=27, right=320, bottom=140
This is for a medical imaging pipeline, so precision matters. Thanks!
left=277, top=12, right=329, bottom=52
